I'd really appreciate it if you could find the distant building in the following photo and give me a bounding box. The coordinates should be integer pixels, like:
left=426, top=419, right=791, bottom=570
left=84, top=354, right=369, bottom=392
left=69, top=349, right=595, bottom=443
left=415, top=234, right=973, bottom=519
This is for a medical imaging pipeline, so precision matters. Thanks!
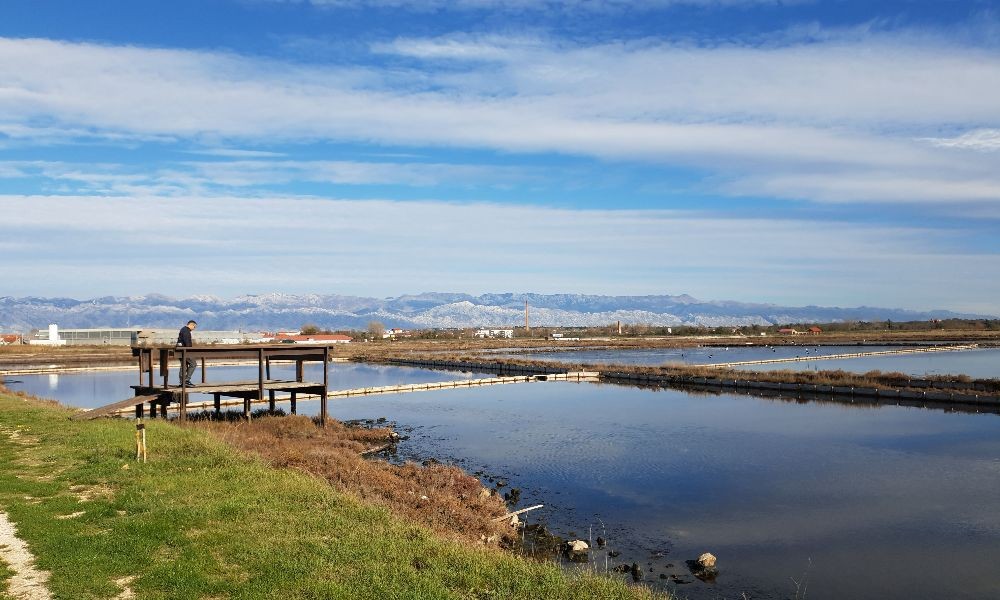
left=549, top=333, right=580, bottom=341
left=28, top=324, right=67, bottom=346
left=808, top=327, right=822, bottom=335
left=27, top=327, right=255, bottom=346
left=777, top=328, right=801, bottom=335
left=274, top=333, right=352, bottom=344
left=475, top=329, right=514, bottom=339
left=0, top=333, right=23, bottom=345
left=383, top=328, right=408, bottom=339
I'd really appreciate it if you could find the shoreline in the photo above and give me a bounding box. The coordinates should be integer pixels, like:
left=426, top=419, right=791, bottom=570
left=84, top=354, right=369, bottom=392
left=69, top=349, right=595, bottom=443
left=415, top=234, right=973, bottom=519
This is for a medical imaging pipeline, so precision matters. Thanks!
left=0, top=387, right=663, bottom=598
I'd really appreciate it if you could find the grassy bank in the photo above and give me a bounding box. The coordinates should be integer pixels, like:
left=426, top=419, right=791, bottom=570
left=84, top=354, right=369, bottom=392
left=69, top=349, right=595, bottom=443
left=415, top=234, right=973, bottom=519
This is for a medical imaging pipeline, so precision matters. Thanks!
left=0, top=390, right=659, bottom=599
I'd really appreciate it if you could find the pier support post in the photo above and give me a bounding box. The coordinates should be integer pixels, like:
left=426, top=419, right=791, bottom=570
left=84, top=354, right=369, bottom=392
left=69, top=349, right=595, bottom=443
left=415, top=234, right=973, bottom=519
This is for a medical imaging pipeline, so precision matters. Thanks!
left=321, top=346, right=329, bottom=426
left=159, top=348, right=168, bottom=389
left=252, top=348, right=263, bottom=420
left=179, top=349, right=188, bottom=423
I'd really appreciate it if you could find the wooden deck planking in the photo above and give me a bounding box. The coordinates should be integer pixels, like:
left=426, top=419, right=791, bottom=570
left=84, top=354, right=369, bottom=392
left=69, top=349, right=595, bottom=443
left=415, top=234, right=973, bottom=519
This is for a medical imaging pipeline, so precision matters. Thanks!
left=130, top=380, right=323, bottom=396
left=71, top=394, right=163, bottom=420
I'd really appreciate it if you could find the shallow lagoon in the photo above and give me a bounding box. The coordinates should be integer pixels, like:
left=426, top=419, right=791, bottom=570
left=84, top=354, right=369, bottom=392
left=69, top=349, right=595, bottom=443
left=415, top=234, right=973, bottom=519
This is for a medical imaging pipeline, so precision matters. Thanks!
left=327, top=382, right=1000, bottom=600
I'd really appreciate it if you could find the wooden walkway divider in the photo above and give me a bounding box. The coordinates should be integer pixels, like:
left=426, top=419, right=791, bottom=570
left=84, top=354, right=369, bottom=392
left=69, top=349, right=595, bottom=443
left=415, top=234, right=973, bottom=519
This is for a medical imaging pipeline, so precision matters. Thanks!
left=702, top=344, right=980, bottom=368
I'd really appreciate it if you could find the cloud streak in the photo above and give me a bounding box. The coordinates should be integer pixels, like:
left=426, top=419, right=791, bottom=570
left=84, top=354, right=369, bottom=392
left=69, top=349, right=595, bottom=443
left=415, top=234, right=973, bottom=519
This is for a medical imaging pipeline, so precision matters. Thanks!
left=1, top=33, right=999, bottom=205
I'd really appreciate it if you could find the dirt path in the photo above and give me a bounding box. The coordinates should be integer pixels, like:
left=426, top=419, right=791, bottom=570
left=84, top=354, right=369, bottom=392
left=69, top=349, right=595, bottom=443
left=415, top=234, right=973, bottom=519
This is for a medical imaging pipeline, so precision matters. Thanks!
left=0, top=510, right=53, bottom=600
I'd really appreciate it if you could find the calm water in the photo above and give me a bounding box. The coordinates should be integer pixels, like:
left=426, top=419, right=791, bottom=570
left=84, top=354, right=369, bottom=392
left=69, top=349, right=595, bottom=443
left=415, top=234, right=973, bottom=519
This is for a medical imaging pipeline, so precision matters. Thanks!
left=8, top=368, right=1000, bottom=598
left=326, top=382, right=1000, bottom=600
left=504, top=346, right=1000, bottom=379
left=1, top=362, right=489, bottom=409
left=504, top=345, right=910, bottom=366
left=733, top=347, right=1000, bottom=379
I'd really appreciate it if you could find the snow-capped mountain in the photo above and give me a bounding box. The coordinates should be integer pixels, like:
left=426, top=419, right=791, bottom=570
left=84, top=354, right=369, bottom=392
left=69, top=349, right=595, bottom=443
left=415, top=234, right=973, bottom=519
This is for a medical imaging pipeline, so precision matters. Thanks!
left=0, top=292, right=981, bottom=332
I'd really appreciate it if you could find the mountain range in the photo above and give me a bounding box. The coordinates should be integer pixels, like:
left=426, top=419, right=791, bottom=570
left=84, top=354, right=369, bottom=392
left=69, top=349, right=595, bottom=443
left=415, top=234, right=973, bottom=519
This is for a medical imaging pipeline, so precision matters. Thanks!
left=0, top=293, right=985, bottom=332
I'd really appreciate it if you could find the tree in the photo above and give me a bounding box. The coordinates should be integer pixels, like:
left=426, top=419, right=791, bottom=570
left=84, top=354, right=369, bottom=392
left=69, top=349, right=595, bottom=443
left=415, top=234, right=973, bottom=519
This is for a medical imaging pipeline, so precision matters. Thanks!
left=300, top=323, right=320, bottom=335
left=367, top=321, right=385, bottom=340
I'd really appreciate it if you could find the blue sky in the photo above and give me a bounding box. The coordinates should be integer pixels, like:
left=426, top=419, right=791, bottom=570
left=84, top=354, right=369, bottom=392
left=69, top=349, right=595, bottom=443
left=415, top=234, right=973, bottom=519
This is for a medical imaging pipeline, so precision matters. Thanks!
left=1, top=0, right=999, bottom=313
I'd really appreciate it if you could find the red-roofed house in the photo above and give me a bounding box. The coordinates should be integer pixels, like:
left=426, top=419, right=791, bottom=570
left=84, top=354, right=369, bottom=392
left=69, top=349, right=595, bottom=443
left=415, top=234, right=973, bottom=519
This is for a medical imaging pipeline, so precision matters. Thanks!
left=0, top=333, right=23, bottom=345
left=808, top=327, right=822, bottom=335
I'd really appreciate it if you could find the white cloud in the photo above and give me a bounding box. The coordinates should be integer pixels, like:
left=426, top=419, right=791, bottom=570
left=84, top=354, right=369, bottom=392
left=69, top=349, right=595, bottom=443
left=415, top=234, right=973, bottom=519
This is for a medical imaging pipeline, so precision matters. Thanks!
left=1, top=32, right=999, bottom=206
left=181, top=159, right=537, bottom=187
left=0, top=158, right=539, bottom=194
left=1, top=193, right=997, bottom=312
left=187, top=148, right=288, bottom=158
left=924, top=129, right=1000, bottom=152
left=727, top=172, right=1000, bottom=203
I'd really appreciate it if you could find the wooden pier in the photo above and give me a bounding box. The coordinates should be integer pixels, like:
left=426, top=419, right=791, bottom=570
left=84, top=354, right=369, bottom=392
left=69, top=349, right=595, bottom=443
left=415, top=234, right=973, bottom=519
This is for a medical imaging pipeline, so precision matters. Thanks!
left=76, top=345, right=335, bottom=423
left=86, top=371, right=601, bottom=418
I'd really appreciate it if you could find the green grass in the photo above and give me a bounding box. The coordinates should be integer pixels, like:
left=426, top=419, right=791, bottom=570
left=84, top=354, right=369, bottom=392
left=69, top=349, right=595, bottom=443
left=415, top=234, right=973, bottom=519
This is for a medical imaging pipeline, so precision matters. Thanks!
left=0, top=392, right=660, bottom=599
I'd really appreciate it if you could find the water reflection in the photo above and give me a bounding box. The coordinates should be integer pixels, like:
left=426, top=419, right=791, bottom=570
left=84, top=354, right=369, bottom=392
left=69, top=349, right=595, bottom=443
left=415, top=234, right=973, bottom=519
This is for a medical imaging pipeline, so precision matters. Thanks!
left=3, top=362, right=490, bottom=410
left=324, top=382, right=1000, bottom=600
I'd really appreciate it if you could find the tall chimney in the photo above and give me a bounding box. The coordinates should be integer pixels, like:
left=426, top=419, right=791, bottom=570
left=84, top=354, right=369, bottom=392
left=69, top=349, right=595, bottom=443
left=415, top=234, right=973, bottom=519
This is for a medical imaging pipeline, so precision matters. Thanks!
left=525, top=300, right=530, bottom=333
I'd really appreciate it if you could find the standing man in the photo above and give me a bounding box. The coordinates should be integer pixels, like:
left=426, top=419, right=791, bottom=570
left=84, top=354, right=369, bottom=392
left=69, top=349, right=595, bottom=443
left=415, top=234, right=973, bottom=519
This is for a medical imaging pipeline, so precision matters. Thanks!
left=177, top=320, right=198, bottom=386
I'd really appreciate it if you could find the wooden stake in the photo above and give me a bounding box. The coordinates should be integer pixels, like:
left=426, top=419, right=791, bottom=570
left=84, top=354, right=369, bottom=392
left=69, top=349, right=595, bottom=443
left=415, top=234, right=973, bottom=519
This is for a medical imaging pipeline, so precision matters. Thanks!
left=135, top=420, right=147, bottom=463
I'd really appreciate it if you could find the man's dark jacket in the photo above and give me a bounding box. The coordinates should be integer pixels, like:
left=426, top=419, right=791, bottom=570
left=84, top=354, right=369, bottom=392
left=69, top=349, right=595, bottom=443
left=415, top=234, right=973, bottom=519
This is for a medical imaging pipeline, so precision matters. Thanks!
left=177, top=326, right=193, bottom=347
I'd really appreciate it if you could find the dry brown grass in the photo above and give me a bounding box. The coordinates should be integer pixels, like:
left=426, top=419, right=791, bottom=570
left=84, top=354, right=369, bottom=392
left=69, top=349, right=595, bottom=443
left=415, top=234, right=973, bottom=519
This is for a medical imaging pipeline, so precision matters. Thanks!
left=197, top=415, right=512, bottom=546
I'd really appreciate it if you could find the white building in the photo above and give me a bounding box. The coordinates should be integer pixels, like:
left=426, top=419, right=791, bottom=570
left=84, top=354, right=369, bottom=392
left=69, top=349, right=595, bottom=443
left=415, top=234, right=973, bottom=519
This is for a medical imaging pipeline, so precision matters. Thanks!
left=28, top=324, right=67, bottom=346
left=474, top=328, right=514, bottom=339
left=29, top=325, right=260, bottom=346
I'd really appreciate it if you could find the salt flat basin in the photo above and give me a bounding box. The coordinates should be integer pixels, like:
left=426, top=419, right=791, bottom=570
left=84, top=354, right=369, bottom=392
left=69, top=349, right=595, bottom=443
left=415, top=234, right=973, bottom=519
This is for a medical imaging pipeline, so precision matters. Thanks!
left=731, top=347, right=1000, bottom=379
